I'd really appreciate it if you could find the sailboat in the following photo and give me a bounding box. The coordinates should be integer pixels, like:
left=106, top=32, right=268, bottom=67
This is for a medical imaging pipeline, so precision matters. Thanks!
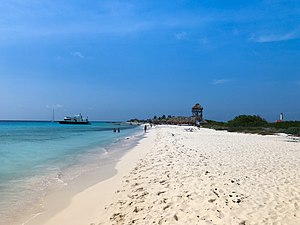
left=52, top=108, right=55, bottom=123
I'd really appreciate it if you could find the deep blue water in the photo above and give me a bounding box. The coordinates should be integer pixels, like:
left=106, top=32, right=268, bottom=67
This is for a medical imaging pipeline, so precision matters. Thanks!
left=0, top=121, right=141, bottom=224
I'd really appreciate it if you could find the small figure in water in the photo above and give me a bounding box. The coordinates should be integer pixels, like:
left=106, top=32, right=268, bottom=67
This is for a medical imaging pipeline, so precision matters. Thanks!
left=117, top=128, right=120, bottom=133
left=113, top=128, right=116, bottom=132
left=144, top=125, right=147, bottom=133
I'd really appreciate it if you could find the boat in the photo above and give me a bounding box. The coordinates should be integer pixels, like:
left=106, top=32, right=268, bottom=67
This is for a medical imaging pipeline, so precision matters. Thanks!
left=59, top=114, right=90, bottom=124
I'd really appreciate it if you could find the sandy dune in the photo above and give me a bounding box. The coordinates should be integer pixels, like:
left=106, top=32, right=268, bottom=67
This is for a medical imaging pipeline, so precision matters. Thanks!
left=97, top=126, right=300, bottom=225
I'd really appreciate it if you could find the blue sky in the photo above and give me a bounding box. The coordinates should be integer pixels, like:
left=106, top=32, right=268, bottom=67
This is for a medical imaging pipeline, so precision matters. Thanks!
left=0, top=0, right=299, bottom=121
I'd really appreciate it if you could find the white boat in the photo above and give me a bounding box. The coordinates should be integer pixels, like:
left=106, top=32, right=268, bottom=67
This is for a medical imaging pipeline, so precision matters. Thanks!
left=59, top=114, right=90, bottom=124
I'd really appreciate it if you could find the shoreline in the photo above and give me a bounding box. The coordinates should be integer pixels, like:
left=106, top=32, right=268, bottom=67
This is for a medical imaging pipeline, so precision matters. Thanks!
left=17, top=125, right=300, bottom=224
left=19, top=127, right=152, bottom=225
left=0, top=121, right=142, bottom=225
left=8, top=127, right=144, bottom=225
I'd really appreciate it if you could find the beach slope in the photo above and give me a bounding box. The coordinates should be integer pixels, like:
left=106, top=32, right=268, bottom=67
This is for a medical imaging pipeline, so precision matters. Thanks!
left=28, top=125, right=300, bottom=225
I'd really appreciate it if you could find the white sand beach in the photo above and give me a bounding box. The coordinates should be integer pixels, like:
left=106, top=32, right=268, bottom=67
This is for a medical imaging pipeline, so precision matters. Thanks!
left=26, top=125, right=300, bottom=225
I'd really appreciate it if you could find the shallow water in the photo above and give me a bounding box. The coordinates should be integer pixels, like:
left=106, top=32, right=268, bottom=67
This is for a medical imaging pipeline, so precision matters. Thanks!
left=0, top=121, right=141, bottom=225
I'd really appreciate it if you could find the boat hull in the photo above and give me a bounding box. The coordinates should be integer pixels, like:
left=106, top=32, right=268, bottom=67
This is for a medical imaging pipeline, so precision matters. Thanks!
left=58, top=121, right=90, bottom=125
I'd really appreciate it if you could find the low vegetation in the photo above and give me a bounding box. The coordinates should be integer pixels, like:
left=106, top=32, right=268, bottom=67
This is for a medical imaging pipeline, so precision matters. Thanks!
left=129, top=114, right=300, bottom=137
left=129, top=115, right=194, bottom=125
left=203, top=115, right=300, bottom=137
left=227, top=115, right=268, bottom=127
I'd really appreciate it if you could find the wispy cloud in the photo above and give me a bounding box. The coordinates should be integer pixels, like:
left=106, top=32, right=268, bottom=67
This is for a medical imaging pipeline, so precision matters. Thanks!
left=175, top=31, right=188, bottom=40
left=70, top=51, right=84, bottom=58
left=46, top=104, right=63, bottom=109
left=54, top=104, right=63, bottom=108
left=195, top=37, right=215, bottom=50
left=212, top=79, right=231, bottom=85
left=249, top=28, right=300, bottom=43
left=0, top=1, right=216, bottom=41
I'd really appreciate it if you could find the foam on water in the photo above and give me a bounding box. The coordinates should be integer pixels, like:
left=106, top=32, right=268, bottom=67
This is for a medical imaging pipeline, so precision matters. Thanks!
left=0, top=121, right=142, bottom=225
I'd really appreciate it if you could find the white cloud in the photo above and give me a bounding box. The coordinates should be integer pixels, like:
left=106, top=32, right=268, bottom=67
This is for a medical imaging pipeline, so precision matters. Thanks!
left=0, top=1, right=215, bottom=42
left=70, top=51, right=84, bottom=58
left=46, top=104, right=63, bottom=109
left=54, top=104, right=63, bottom=108
left=212, top=79, right=231, bottom=85
left=175, top=31, right=188, bottom=40
left=249, top=29, right=300, bottom=43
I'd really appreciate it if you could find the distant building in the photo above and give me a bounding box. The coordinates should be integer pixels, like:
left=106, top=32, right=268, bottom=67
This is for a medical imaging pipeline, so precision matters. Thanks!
left=276, top=113, right=284, bottom=123
left=192, top=103, right=204, bottom=126
left=280, top=113, right=283, bottom=121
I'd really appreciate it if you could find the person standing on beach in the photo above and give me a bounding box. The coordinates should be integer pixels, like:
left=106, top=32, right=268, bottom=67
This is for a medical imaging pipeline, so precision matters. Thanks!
left=144, top=125, right=147, bottom=133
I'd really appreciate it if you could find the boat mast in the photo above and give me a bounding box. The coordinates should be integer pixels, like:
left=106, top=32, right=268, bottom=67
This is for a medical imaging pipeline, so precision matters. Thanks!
left=52, top=108, right=55, bottom=122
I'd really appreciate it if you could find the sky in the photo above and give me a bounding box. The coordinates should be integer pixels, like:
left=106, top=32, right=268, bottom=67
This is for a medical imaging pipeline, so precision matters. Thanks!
left=0, top=0, right=299, bottom=122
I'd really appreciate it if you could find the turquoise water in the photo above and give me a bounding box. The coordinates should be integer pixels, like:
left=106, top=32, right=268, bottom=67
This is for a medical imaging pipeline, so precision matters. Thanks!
left=0, top=121, right=141, bottom=224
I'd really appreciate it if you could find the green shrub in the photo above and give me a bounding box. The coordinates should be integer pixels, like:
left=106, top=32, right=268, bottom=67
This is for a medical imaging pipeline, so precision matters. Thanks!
left=271, top=121, right=300, bottom=129
left=284, top=127, right=300, bottom=136
left=227, top=115, right=268, bottom=127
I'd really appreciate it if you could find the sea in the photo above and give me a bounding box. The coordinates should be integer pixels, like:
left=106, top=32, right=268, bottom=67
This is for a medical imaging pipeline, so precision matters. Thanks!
left=0, top=121, right=142, bottom=225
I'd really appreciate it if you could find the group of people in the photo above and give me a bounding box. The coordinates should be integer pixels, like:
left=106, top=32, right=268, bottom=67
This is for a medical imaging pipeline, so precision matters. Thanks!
left=113, top=128, right=120, bottom=133
left=113, top=124, right=151, bottom=134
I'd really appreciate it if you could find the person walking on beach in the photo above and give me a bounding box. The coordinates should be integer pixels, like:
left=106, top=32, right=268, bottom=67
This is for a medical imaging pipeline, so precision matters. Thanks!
left=196, top=120, right=200, bottom=128
left=144, top=125, right=147, bottom=133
